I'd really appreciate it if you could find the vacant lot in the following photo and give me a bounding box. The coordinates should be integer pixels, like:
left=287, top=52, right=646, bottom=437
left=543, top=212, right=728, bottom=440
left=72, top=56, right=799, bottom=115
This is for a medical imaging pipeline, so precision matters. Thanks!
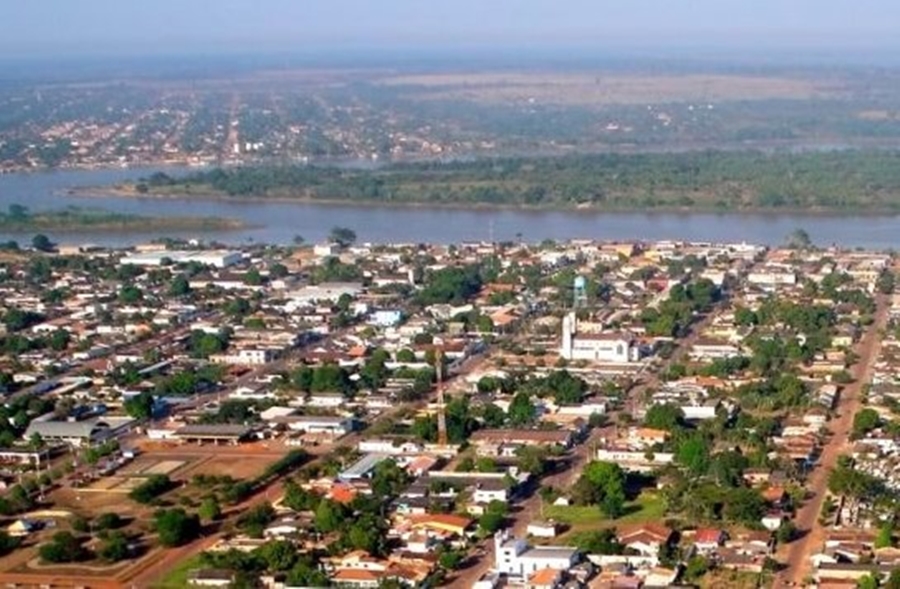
left=377, top=72, right=842, bottom=105
left=178, top=454, right=273, bottom=481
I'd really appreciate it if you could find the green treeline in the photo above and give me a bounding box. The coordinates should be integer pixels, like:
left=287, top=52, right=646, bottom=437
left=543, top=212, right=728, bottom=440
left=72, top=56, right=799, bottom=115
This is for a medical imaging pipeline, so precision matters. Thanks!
left=0, top=204, right=241, bottom=232
left=139, top=149, right=900, bottom=211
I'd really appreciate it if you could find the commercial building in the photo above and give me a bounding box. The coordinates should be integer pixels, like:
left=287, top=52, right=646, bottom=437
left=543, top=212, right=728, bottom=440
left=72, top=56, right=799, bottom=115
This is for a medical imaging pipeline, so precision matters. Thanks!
left=120, top=250, right=242, bottom=269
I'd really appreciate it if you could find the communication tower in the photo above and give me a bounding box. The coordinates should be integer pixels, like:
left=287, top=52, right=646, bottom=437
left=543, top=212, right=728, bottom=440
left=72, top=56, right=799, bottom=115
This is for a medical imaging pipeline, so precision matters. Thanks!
left=435, top=349, right=448, bottom=447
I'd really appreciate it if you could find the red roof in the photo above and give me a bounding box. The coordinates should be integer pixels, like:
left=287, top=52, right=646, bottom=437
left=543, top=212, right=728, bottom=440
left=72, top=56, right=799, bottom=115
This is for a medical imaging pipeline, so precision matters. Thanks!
left=694, top=528, right=725, bottom=544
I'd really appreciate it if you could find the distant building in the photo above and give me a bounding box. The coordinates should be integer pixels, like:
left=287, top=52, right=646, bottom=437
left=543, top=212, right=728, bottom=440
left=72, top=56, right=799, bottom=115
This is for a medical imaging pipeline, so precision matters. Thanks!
left=120, top=250, right=242, bottom=269
left=493, top=529, right=579, bottom=578
left=24, top=415, right=134, bottom=448
left=560, top=312, right=638, bottom=363
left=368, top=309, right=403, bottom=327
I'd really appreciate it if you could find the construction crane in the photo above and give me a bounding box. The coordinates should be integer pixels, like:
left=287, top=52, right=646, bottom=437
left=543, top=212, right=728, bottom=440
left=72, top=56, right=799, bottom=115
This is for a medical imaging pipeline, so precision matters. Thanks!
left=435, top=349, right=448, bottom=447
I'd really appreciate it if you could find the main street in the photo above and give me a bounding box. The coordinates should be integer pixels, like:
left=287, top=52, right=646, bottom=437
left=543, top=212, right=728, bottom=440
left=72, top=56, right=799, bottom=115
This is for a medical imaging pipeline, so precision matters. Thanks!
left=775, top=294, right=889, bottom=586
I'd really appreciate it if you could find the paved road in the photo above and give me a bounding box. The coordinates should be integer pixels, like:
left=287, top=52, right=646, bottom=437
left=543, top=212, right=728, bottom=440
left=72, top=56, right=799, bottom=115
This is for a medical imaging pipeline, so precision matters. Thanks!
left=774, top=294, right=889, bottom=587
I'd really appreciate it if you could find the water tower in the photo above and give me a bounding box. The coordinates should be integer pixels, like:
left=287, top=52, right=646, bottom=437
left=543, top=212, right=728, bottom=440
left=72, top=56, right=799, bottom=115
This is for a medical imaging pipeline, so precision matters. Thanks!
left=573, top=275, right=588, bottom=309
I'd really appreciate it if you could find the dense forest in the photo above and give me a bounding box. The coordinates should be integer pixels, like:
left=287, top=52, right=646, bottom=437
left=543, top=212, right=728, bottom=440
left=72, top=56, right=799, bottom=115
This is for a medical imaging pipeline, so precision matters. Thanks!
left=137, top=149, right=900, bottom=211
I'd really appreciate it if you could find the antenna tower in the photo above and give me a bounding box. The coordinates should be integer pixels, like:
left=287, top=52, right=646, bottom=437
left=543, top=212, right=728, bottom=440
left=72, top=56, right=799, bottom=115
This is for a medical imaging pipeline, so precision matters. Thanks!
left=436, top=349, right=448, bottom=447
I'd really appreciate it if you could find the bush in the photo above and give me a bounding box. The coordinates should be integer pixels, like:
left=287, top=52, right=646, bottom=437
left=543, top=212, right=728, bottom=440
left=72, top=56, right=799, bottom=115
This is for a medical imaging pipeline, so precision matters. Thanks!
left=95, top=512, right=124, bottom=531
left=154, top=508, right=201, bottom=548
left=98, top=531, right=130, bottom=562
left=130, top=475, right=174, bottom=504
left=39, top=531, right=90, bottom=563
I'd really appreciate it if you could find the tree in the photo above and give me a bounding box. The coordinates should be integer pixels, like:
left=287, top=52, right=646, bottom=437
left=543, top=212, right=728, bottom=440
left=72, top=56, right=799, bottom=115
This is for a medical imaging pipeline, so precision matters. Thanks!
left=315, top=500, right=346, bottom=533
left=572, top=528, right=624, bottom=554
left=49, top=329, right=70, bottom=351
left=39, top=531, right=90, bottom=563
left=28, top=432, right=44, bottom=450
left=154, top=508, right=201, bottom=547
left=439, top=549, right=464, bottom=570
left=577, top=461, right=627, bottom=517
left=31, top=234, right=54, bottom=252
left=270, top=263, right=289, bottom=278
left=396, top=349, right=416, bottom=363
left=119, top=284, right=144, bottom=304
left=478, top=508, right=506, bottom=534
left=545, top=370, right=588, bottom=405
left=644, top=403, right=685, bottom=432
left=95, top=512, right=124, bottom=530
left=244, top=268, right=263, bottom=286
left=124, top=391, right=155, bottom=420
left=516, top=445, right=550, bottom=477
left=776, top=520, right=798, bottom=544
left=786, top=228, right=812, bottom=249
left=130, top=475, right=174, bottom=504
left=371, top=459, right=410, bottom=497
left=169, top=274, right=191, bottom=297
left=0, top=531, right=20, bottom=557
left=858, top=573, right=879, bottom=589
left=198, top=497, right=222, bottom=522
left=852, top=408, right=881, bottom=440
left=508, top=392, right=536, bottom=426
left=675, top=434, right=711, bottom=476
left=876, top=521, right=894, bottom=549
left=292, top=234, right=306, bottom=246
left=258, top=540, right=298, bottom=571
left=98, top=531, right=130, bottom=562
left=329, top=226, right=357, bottom=248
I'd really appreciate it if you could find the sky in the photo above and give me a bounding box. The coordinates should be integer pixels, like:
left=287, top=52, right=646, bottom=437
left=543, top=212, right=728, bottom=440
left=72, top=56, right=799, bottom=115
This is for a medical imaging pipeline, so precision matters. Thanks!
left=3, top=0, right=897, bottom=60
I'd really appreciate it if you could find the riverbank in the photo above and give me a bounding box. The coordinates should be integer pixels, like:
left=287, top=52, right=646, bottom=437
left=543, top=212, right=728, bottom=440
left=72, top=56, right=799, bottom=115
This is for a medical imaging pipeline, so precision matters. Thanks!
left=65, top=183, right=898, bottom=217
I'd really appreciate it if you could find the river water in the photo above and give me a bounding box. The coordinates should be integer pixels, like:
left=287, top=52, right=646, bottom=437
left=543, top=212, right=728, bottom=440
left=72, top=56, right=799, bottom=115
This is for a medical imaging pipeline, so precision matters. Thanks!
left=1, top=167, right=899, bottom=249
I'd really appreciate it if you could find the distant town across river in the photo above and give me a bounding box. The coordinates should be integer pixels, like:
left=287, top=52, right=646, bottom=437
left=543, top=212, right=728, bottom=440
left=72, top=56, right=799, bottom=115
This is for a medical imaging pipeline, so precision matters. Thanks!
left=3, top=167, right=900, bottom=249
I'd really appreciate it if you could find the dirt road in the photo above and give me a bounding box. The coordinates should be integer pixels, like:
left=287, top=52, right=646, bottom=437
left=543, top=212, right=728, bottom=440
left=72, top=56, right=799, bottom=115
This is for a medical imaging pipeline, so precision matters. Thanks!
left=775, top=294, right=889, bottom=586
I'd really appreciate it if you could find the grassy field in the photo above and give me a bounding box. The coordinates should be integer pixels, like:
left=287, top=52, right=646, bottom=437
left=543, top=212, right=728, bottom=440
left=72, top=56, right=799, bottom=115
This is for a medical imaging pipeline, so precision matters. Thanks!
left=151, top=554, right=203, bottom=589
left=545, top=491, right=667, bottom=534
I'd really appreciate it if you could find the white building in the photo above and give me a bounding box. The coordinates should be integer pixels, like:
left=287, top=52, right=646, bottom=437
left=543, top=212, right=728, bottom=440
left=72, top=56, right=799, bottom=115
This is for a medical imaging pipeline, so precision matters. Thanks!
left=560, top=312, right=637, bottom=363
left=493, top=529, right=579, bottom=579
left=120, top=250, right=242, bottom=269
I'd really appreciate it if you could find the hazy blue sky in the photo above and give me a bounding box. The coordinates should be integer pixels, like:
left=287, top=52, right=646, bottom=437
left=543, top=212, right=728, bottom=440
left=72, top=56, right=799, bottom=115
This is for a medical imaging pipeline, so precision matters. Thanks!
left=3, top=0, right=895, bottom=58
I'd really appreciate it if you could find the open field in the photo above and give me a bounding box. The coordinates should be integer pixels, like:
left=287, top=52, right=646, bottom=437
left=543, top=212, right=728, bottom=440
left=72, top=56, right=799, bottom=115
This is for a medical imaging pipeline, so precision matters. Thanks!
left=546, top=492, right=668, bottom=538
left=378, top=72, right=842, bottom=105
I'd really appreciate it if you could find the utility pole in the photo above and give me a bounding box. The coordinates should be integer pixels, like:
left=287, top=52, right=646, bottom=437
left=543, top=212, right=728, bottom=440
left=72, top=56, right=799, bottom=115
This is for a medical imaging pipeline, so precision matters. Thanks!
left=436, top=349, right=448, bottom=447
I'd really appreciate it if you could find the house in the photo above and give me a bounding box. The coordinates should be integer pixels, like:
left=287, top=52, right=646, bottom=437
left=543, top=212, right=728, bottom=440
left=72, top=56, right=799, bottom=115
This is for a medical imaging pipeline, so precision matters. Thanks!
left=527, top=521, right=559, bottom=539
left=528, top=567, right=563, bottom=589
left=276, top=415, right=355, bottom=436
left=470, top=428, right=574, bottom=450
left=643, top=566, right=679, bottom=587
left=761, top=510, right=787, bottom=532
left=409, top=514, right=474, bottom=537
left=331, top=568, right=381, bottom=588
left=369, top=309, right=403, bottom=327
left=692, top=528, right=727, bottom=554
left=617, top=524, right=674, bottom=557
left=473, top=480, right=509, bottom=504
left=494, top=529, right=579, bottom=579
